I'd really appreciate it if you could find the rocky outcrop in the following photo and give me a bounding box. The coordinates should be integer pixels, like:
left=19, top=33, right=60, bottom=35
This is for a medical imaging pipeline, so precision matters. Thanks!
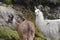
left=0, top=5, right=22, bottom=26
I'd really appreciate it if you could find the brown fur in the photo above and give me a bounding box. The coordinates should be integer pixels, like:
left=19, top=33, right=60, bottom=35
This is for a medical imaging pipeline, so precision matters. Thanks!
left=15, top=20, right=35, bottom=40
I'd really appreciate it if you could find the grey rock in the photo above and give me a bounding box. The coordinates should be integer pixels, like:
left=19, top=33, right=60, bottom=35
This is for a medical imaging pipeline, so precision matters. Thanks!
left=0, top=5, right=22, bottom=27
left=48, top=0, right=57, bottom=3
left=44, top=6, right=50, bottom=12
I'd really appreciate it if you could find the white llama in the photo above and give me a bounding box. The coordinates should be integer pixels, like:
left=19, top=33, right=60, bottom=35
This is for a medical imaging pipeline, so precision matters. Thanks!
left=34, top=6, right=60, bottom=40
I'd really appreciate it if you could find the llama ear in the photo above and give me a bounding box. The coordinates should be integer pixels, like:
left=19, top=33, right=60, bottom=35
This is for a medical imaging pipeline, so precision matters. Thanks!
left=7, top=14, right=14, bottom=24
left=15, top=22, right=20, bottom=26
left=34, top=6, right=37, bottom=10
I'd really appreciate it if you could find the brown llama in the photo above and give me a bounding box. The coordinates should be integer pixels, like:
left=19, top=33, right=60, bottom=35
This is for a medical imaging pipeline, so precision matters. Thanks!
left=7, top=14, right=35, bottom=40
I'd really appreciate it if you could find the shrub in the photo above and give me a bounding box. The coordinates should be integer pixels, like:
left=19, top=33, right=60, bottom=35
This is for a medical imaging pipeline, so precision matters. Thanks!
left=0, top=26, right=19, bottom=40
left=5, top=0, right=12, bottom=5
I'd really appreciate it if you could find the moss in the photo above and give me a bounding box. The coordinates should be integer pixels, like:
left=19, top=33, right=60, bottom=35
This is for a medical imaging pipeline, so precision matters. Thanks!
left=34, top=22, right=45, bottom=40
left=56, top=0, right=60, bottom=3
left=45, top=0, right=48, bottom=2
left=0, top=26, right=19, bottom=40
left=0, top=23, right=45, bottom=40
left=5, top=0, right=12, bottom=5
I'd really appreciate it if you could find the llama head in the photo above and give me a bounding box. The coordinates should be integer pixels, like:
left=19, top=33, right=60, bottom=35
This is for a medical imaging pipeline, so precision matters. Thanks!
left=7, top=13, right=25, bottom=24
left=37, top=5, right=43, bottom=11
left=34, top=6, right=37, bottom=10
left=7, top=14, right=17, bottom=30
left=16, top=14, right=25, bottom=23
left=34, top=7, right=41, bottom=16
left=7, top=14, right=17, bottom=26
left=8, top=14, right=14, bottom=24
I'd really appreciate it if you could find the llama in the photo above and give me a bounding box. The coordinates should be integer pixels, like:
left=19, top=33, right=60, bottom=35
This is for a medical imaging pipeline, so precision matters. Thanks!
left=7, top=14, right=35, bottom=40
left=34, top=6, right=60, bottom=40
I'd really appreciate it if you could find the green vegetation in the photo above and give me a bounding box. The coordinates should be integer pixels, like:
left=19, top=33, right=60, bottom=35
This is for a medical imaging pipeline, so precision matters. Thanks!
left=5, top=0, right=12, bottom=5
left=35, top=25, right=45, bottom=40
left=56, top=0, right=60, bottom=4
left=3, top=0, right=60, bottom=6
left=0, top=26, right=19, bottom=40
left=0, top=25, right=45, bottom=40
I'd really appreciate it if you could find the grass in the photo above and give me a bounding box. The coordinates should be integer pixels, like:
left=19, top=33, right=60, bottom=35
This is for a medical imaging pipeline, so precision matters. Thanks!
left=0, top=24, right=45, bottom=40
left=0, top=26, right=19, bottom=40
left=34, top=23, right=45, bottom=40
left=5, top=0, right=12, bottom=5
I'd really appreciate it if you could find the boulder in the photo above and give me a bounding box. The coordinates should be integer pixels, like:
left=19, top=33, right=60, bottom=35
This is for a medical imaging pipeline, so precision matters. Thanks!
left=0, top=5, right=22, bottom=26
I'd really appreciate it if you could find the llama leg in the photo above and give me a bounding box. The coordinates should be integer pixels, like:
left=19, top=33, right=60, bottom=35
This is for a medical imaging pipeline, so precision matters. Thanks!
left=53, top=37, right=59, bottom=40
left=46, top=37, right=51, bottom=40
left=27, top=30, right=34, bottom=40
left=51, top=38, right=59, bottom=40
left=23, top=35, right=27, bottom=40
left=28, top=34, right=34, bottom=40
left=52, top=34, right=59, bottom=40
left=29, top=32, right=34, bottom=40
left=20, top=36, right=23, bottom=40
left=50, top=35, right=59, bottom=40
left=54, top=38, right=59, bottom=40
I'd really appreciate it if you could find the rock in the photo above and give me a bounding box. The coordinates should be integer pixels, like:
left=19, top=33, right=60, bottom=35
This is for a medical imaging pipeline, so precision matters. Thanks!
left=44, top=6, right=50, bottom=12
left=0, top=6, right=15, bottom=21
left=2, top=3, right=7, bottom=7
left=0, top=5, right=22, bottom=27
left=48, top=0, right=57, bottom=4
left=0, top=2, right=2, bottom=5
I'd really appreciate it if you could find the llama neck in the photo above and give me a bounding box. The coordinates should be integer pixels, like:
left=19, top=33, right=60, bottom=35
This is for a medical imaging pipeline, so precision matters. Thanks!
left=35, top=9, right=44, bottom=22
left=36, top=12, right=45, bottom=31
left=36, top=12, right=44, bottom=22
left=36, top=13, right=44, bottom=32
